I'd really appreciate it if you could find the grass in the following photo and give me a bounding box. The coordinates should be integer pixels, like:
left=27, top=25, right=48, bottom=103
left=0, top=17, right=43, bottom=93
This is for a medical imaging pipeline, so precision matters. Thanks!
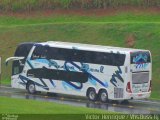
left=0, top=13, right=160, bottom=27
left=0, top=79, right=10, bottom=85
left=0, top=96, right=116, bottom=120
left=150, top=91, right=160, bottom=100
left=0, top=96, right=112, bottom=114
left=0, top=12, right=159, bottom=100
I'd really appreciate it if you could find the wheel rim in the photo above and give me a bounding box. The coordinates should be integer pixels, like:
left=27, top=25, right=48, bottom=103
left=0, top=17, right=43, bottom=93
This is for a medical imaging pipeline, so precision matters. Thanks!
left=89, top=91, right=96, bottom=100
left=101, top=92, right=107, bottom=102
left=29, top=84, right=35, bottom=93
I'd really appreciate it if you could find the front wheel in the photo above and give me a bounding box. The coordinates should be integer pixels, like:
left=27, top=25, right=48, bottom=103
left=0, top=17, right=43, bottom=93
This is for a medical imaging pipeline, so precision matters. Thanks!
left=87, top=88, right=97, bottom=101
left=27, top=82, right=36, bottom=94
left=98, top=90, right=108, bottom=103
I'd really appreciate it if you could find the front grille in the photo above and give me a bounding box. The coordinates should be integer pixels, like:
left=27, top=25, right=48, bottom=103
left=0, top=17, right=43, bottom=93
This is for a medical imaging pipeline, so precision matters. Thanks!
left=114, top=88, right=123, bottom=98
left=132, top=72, right=149, bottom=84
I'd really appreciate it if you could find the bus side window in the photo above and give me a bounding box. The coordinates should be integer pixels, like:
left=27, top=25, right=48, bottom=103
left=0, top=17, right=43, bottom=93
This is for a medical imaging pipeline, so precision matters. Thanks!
left=103, top=53, right=110, bottom=65
left=31, top=46, right=48, bottom=60
left=13, top=67, right=19, bottom=75
left=47, top=47, right=55, bottom=60
left=12, top=61, right=20, bottom=75
left=41, top=46, right=49, bottom=59
left=116, top=54, right=122, bottom=66
left=110, top=53, right=115, bottom=66
left=94, top=52, right=101, bottom=64
left=31, top=46, right=41, bottom=60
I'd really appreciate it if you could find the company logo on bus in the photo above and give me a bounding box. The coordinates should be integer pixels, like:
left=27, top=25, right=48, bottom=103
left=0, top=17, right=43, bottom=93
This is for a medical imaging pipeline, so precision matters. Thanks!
left=133, top=53, right=147, bottom=63
left=132, top=53, right=149, bottom=69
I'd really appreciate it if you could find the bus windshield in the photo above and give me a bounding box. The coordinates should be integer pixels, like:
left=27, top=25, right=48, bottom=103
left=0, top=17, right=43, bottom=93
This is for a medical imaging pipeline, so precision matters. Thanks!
left=12, top=43, right=34, bottom=75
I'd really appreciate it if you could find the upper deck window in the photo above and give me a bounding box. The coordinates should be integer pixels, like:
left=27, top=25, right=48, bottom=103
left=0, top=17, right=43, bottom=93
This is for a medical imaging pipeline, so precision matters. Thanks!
left=31, top=46, right=126, bottom=66
left=31, top=46, right=48, bottom=60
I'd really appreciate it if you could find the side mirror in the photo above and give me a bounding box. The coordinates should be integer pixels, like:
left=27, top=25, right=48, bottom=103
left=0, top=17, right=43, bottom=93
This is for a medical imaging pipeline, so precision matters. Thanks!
left=5, top=57, right=25, bottom=66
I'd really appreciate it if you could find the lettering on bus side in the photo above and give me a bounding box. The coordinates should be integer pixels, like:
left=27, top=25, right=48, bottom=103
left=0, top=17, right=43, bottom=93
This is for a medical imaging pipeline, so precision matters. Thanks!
left=48, top=60, right=104, bottom=73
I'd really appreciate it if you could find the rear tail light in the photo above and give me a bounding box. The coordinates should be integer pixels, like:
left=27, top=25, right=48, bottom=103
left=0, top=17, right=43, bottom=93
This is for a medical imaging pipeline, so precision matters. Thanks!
left=126, top=82, right=132, bottom=93
left=148, top=81, right=151, bottom=92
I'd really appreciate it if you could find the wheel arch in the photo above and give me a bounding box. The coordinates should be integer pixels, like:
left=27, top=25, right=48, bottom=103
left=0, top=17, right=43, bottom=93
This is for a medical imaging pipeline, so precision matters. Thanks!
left=98, top=88, right=108, bottom=95
left=86, top=87, right=97, bottom=96
left=26, top=80, right=35, bottom=89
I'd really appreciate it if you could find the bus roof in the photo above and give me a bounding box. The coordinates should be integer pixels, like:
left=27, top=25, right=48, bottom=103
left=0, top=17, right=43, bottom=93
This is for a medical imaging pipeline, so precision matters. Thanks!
left=34, top=41, right=149, bottom=54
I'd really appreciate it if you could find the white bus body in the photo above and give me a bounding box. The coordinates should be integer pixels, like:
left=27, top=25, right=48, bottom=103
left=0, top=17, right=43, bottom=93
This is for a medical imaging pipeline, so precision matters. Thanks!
left=6, top=41, right=152, bottom=102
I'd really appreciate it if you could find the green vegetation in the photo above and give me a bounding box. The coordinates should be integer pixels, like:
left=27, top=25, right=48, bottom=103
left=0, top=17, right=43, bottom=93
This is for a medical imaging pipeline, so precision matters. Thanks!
left=150, top=91, right=160, bottom=100
left=0, top=12, right=159, bottom=100
left=0, top=13, right=160, bottom=27
left=0, top=0, right=160, bottom=11
left=0, top=96, right=113, bottom=114
left=0, top=96, right=117, bottom=120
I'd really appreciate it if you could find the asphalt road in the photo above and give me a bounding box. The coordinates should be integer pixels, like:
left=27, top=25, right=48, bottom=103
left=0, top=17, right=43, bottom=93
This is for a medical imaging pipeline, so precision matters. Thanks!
left=0, top=86, right=160, bottom=114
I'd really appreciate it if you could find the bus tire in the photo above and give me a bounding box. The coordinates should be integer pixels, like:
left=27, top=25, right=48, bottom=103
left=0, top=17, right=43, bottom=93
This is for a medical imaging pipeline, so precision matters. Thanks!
left=98, top=89, right=108, bottom=103
left=26, top=82, right=36, bottom=94
left=87, top=88, right=97, bottom=101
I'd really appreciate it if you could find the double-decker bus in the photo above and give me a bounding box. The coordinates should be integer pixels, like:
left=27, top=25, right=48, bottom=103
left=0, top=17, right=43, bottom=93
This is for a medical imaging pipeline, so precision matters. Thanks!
left=6, top=41, right=152, bottom=102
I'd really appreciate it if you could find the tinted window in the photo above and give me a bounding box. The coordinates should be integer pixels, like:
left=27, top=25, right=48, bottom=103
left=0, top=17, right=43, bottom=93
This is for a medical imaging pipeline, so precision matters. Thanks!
left=131, top=51, right=151, bottom=64
left=31, top=46, right=49, bottom=60
left=15, top=43, right=34, bottom=58
left=31, top=46, right=126, bottom=66
left=27, top=67, right=88, bottom=83
left=12, top=61, right=20, bottom=75
left=12, top=43, right=34, bottom=75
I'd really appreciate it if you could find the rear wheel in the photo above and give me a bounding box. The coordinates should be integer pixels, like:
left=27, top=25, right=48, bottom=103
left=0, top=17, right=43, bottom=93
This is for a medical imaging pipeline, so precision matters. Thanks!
left=27, top=82, right=36, bottom=94
left=87, top=88, right=97, bottom=101
left=98, top=90, right=108, bottom=103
